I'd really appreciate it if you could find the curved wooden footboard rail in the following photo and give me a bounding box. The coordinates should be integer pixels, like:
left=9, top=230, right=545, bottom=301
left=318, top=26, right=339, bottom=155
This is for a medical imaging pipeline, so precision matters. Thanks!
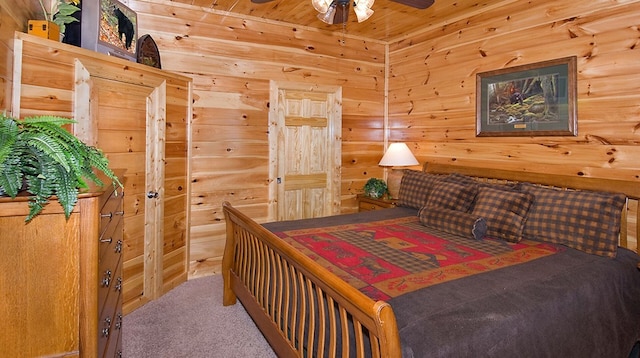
left=222, top=201, right=402, bottom=358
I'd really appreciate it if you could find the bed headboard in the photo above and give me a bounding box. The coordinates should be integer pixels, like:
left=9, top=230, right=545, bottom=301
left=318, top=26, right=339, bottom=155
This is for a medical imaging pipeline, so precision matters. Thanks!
left=422, top=162, right=640, bottom=255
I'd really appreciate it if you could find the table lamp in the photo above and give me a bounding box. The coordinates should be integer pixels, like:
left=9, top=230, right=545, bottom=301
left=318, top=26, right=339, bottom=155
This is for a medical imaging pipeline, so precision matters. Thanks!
left=378, top=142, right=419, bottom=199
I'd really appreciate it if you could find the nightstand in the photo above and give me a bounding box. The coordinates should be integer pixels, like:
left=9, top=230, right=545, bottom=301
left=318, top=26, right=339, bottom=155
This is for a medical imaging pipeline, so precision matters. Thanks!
left=357, top=194, right=398, bottom=212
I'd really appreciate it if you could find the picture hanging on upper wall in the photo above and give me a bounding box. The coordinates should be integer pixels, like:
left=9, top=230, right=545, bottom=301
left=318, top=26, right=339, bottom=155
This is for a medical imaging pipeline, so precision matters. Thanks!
left=476, top=56, right=577, bottom=137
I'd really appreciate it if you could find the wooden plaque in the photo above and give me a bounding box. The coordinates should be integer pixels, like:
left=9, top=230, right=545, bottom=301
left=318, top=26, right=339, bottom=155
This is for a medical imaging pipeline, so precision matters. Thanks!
left=136, top=34, right=161, bottom=69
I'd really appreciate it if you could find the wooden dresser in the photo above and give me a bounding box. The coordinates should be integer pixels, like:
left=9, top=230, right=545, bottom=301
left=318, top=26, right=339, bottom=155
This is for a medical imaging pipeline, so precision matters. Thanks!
left=0, top=181, right=124, bottom=357
left=357, top=194, right=398, bottom=212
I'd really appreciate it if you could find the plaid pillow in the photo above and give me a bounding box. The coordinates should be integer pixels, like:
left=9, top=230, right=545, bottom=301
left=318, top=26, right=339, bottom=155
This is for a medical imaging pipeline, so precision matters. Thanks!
left=424, top=180, right=478, bottom=213
left=521, top=183, right=626, bottom=258
left=397, top=170, right=444, bottom=209
left=419, top=207, right=487, bottom=240
left=445, top=172, right=478, bottom=186
left=472, top=186, right=534, bottom=243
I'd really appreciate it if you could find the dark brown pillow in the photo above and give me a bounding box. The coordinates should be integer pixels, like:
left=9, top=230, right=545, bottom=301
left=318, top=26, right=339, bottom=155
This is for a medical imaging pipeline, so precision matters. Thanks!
left=521, top=183, right=626, bottom=258
left=419, top=207, right=487, bottom=240
left=397, top=170, right=444, bottom=209
left=444, top=172, right=478, bottom=186
left=424, top=180, right=478, bottom=213
left=471, top=186, right=534, bottom=243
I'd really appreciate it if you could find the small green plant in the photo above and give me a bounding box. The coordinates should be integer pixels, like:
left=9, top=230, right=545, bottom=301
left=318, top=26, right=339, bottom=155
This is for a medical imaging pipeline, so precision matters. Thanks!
left=38, top=0, right=81, bottom=34
left=363, top=178, right=387, bottom=198
left=0, top=113, right=122, bottom=221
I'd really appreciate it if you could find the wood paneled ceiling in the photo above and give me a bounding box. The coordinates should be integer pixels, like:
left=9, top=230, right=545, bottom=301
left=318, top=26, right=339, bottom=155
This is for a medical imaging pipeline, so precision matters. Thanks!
left=169, top=0, right=511, bottom=42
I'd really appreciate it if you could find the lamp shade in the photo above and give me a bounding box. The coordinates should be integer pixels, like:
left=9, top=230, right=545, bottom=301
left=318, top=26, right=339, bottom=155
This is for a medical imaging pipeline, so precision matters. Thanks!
left=378, top=143, right=419, bottom=167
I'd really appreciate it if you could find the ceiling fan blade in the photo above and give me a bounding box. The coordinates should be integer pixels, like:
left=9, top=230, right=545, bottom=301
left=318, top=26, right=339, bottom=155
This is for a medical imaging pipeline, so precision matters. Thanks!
left=390, top=0, right=434, bottom=9
left=251, top=0, right=275, bottom=3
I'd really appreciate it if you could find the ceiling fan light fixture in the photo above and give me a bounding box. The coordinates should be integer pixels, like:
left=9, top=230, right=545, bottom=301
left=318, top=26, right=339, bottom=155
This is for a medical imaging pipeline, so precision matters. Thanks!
left=317, top=4, right=338, bottom=24
left=355, top=0, right=375, bottom=9
left=312, top=0, right=331, bottom=13
left=353, top=6, right=373, bottom=22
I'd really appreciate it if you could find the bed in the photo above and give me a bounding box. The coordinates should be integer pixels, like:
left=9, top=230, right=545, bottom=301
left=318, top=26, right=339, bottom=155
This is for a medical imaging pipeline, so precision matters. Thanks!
left=222, top=163, right=640, bottom=357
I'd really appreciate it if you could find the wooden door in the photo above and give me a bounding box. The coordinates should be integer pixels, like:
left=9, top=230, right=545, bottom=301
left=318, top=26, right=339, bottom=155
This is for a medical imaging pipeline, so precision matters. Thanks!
left=270, top=83, right=342, bottom=221
left=89, top=76, right=165, bottom=313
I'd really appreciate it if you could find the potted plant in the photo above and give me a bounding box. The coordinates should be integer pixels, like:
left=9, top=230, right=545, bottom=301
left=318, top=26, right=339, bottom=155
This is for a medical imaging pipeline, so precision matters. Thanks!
left=0, top=113, right=122, bottom=221
left=363, top=178, right=388, bottom=199
left=29, top=0, right=81, bottom=39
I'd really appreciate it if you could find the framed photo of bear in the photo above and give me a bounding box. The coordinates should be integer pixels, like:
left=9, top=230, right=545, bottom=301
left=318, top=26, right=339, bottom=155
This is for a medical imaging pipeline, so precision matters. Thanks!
left=476, top=56, right=577, bottom=137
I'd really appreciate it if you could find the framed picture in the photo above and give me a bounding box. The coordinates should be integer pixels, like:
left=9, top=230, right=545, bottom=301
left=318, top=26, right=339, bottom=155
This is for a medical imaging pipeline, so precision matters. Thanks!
left=476, top=56, right=577, bottom=137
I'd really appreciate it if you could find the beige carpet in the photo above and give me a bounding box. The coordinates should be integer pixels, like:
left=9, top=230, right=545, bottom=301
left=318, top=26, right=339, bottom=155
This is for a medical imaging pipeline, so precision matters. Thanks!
left=123, top=274, right=277, bottom=357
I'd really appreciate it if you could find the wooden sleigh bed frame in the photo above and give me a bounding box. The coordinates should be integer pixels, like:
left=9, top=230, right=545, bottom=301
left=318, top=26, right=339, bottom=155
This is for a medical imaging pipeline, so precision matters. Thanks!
left=222, top=163, right=640, bottom=357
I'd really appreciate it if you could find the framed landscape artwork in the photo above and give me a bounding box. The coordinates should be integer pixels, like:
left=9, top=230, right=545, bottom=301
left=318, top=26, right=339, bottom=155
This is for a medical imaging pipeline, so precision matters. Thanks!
left=476, top=56, right=577, bottom=137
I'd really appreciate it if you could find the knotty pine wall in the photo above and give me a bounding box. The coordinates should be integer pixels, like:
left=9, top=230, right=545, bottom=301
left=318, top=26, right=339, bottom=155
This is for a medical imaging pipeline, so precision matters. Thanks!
left=126, top=0, right=387, bottom=277
left=387, top=0, right=640, bottom=249
left=0, top=3, right=35, bottom=113
left=3, top=0, right=638, bottom=277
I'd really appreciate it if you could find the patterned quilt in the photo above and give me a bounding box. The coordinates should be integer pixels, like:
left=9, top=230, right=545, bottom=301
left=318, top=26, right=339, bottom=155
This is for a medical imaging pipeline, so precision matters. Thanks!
left=271, top=215, right=562, bottom=301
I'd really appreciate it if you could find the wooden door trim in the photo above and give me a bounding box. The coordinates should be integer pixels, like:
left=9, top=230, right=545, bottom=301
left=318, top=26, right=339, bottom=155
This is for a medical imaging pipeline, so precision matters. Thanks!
left=268, top=81, right=342, bottom=221
left=145, top=82, right=167, bottom=300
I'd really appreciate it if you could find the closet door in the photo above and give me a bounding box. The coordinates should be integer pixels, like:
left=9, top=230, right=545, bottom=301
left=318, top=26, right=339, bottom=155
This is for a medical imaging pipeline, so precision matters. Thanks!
left=90, top=76, right=165, bottom=312
left=82, top=72, right=190, bottom=314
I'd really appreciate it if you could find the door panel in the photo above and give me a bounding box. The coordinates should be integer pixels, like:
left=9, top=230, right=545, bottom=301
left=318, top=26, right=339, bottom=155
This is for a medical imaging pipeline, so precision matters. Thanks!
left=272, top=84, right=341, bottom=221
left=92, top=77, right=160, bottom=310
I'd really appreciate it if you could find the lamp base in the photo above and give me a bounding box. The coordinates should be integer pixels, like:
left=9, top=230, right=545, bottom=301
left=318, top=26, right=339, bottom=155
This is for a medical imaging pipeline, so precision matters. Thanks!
left=387, top=169, right=404, bottom=199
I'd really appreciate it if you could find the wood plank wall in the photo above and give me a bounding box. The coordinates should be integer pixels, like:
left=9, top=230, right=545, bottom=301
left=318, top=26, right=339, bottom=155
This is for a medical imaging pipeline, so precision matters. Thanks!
left=126, top=0, right=387, bottom=277
left=0, top=3, right=32, bottom=111
left=388, top=0, right=640, bottom=250
left=3, top=0, right=638, bottom=277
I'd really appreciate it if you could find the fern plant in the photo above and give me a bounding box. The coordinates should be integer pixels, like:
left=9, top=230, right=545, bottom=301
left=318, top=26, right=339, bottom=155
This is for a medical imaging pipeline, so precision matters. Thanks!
left=0, top=113, right=122, bottom=221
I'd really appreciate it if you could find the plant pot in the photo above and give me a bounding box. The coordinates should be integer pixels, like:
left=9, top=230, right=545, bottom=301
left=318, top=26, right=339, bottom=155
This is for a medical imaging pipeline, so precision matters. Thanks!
left=27, top=20, right=60, bottom=41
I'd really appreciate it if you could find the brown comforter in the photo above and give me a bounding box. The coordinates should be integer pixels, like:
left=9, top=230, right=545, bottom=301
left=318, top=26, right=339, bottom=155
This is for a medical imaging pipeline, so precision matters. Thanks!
left=263, top=207, right=640, bottom=357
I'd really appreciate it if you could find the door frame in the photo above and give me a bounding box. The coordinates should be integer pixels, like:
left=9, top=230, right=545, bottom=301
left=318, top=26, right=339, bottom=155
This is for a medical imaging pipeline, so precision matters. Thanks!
left=268, top=81, right=342, bottom=222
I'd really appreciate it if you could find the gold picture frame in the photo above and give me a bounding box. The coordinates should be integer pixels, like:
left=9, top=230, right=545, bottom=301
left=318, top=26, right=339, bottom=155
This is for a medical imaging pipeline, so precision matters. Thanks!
left=476, top=56, right=577, bottom=137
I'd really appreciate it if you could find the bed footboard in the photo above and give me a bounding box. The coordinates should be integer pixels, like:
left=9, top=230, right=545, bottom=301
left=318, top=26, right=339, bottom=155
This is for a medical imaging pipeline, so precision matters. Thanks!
left=222, top=201, right=401, bottom=357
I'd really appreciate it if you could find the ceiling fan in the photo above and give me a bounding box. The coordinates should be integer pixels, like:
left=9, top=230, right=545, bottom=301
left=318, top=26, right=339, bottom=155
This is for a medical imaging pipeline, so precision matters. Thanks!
left=250, top=0, right=435, bottom=25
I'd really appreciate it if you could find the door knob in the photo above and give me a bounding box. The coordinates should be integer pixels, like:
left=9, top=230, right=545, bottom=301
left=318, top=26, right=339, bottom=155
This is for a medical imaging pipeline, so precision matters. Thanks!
left=147, top=191, right=159, bottom=199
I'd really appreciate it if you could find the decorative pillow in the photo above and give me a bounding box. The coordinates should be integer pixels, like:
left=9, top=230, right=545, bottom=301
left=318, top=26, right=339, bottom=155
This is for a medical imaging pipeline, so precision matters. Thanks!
left=423, top=180, right=478, bottom=213
left=521, top=183, right=626, bottom=258
left=471, top=186, right=534, bottom=243
left=419, top=207, right=487, bottom=240
left=444, top=172, right=478, bottom=186
left=397, top=170, right=444, bottom=209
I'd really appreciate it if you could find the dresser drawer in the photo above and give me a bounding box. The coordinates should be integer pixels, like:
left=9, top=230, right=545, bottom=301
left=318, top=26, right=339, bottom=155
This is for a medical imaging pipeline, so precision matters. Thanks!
left=357, top=195, right=397, bottom=212
left=99, top=189, right=124, bottom=234
left=99, top=253, right=122, bottom=318
left=99, top=291, right=122, bottom=358
left=99, top=218, right=123, bottom=264
left=358, top=201, right=389, bottom=211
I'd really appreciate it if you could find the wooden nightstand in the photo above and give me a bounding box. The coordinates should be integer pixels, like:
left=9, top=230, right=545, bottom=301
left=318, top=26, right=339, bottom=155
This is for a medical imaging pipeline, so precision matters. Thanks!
left=357, top=194, right=398, bottom=212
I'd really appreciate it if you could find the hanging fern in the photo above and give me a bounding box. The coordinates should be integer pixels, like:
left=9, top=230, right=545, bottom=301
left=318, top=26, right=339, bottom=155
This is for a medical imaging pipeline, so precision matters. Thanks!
left=0, top=113, right=122, bottom=221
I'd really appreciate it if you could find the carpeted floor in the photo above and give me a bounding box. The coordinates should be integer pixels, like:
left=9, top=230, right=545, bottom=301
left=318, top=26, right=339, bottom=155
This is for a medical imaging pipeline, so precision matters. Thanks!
left=123, top=275, right=277, bottom=357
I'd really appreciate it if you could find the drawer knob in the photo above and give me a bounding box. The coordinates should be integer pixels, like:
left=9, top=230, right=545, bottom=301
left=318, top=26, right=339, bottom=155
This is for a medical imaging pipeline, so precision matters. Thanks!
left=102, top=270, right=112, bottom=287
left=102, top=317, right=111, bottom=337
left=115, top=313, right=123, bottom=330
left=115, top=240, right=123, bottom=253
left=100, top=237, right=112, bottom=244
left=115, top=277, right=122, bottom=292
